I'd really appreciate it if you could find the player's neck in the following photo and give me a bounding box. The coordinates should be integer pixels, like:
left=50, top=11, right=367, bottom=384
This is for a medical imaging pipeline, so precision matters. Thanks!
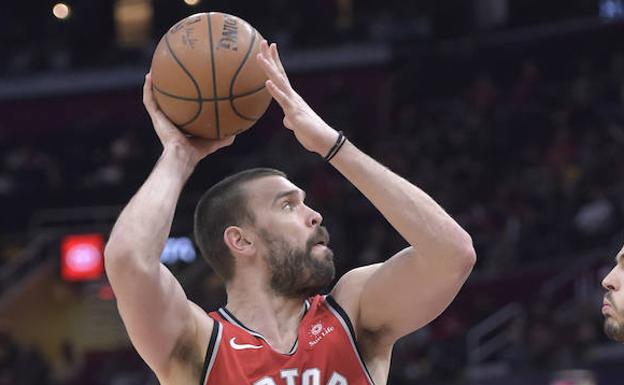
left=224, top=285, right=307, bottom=352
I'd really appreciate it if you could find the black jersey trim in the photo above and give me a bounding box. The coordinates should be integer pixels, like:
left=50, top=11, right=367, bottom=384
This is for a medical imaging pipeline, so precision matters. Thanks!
left=218, top=308, right=265, bottom=339
left=199, top=320, right=222, bottom=385
left=325, top=295, right=376, bottom=385
left=218, top=302, right=310, bottom=356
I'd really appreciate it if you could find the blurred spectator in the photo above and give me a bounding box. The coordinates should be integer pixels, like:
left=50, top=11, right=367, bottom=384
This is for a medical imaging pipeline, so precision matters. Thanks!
left=0, top=331, right=19, bottom=385
left=53, top=340, right=83, bottom=385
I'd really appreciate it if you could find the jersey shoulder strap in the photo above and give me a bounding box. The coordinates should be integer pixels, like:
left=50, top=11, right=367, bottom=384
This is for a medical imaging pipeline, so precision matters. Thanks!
left=198, top=313, right=223, bottom=385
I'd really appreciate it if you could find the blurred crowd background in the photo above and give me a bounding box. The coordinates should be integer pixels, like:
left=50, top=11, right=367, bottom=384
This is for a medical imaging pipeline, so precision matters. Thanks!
left=2, top=0, right=624, bottom=384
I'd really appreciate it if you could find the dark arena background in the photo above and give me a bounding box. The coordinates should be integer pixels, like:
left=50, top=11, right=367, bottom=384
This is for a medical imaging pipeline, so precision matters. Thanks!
left=2, top=1, right=624, bottom=384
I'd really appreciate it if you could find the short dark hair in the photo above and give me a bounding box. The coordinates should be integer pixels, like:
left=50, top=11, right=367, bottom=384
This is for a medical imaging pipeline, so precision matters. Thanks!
left=194, top=168, right=286, bottom=281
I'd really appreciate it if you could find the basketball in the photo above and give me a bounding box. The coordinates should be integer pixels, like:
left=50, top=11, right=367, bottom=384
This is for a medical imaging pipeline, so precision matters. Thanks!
left=150, top=13, right=272, bottom=139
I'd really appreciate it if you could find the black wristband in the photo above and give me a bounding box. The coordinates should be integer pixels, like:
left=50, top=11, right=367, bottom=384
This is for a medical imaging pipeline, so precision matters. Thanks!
left=323, top=131, right=347, bottom=162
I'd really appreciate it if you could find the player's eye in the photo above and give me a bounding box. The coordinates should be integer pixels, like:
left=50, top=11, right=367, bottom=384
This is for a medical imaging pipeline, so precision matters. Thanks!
left=282, top=201, right=295, bottom=211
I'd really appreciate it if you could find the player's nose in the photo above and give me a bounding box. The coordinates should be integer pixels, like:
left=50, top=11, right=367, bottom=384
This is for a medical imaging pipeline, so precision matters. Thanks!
left=603, top=266, right=618, bottom=291
left=305, top=205, right=323, bottom=227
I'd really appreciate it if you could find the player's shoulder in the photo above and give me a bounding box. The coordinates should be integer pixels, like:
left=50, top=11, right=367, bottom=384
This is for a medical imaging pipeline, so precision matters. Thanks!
left=190, top=301, right=215, bottom=328
left=329, top=264, right=382, bottom=327
left=185, top=302, right=215, bottom=362
left=331, top=264, right=382, bottom=303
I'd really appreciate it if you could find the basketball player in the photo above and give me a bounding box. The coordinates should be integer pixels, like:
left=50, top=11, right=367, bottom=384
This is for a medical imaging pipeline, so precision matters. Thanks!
left=602, top=246, right=624, bottom=342
left=104, top=40, right=476, bottom=385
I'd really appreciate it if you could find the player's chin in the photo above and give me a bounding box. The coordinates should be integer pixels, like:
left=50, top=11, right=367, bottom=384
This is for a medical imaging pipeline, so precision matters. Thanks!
left=604, top=317, right=624, bottom=342
left=312, top=244, right=334, bottom=261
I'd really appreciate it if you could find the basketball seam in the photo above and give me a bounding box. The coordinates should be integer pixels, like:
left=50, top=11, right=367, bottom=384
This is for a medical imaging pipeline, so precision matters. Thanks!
left=207, top=13, right=221, bottom=138
left=163, top=35, right=203, bottom=128
left=228, top=28, right=262, bottom=122
left=153, top=83, right=266, bottom=102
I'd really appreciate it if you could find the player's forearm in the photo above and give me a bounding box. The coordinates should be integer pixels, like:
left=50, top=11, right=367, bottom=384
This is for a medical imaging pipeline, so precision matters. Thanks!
left=330, top=140, right=474, bottom=263
left=105, top=145, right=196, bottom=270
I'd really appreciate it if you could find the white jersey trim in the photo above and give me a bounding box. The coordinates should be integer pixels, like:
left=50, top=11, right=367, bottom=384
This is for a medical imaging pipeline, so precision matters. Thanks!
left=200, top=320, right=223, bottom=385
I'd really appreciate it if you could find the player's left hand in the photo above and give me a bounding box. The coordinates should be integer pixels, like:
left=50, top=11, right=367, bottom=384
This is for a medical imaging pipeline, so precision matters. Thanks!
left=256, top=40, right=339, bottom=157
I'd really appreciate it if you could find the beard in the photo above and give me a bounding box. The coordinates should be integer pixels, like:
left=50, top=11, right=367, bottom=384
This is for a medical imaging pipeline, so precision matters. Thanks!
left=260, top=226, right=335, bottom=298
left=604, top=318, right=624, bottom=342
left=604, top=293, right=624, bottom=342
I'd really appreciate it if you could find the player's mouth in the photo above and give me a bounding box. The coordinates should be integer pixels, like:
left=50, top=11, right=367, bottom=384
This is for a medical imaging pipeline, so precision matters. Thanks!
left=603, top=299, right=614, bottom=314
left=311, top=228, right=330, bottom=248
left=313, top=242, right=327, bottom=251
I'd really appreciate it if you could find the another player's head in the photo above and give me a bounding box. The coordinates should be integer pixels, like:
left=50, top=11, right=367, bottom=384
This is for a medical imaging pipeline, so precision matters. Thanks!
left=194, top=168, right=335, bottom=298
left=601, top=246, right=624, bottom=342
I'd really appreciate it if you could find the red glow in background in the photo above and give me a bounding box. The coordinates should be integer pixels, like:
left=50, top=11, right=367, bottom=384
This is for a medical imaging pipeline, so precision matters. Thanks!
left=61, top=234, right=104, bottom=282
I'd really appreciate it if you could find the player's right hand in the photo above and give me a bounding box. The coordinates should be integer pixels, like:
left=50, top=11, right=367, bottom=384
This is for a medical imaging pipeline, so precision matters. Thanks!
left=143, top=72, right=235, bottom=165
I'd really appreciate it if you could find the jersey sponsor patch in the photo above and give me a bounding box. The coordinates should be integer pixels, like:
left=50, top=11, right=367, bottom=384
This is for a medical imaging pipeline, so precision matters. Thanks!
left=306, top=321, right=335, bottom=349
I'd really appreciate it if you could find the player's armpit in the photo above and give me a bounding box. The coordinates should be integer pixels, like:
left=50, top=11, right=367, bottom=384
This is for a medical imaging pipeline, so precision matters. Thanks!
left=106, top=257, right=212, bottom=379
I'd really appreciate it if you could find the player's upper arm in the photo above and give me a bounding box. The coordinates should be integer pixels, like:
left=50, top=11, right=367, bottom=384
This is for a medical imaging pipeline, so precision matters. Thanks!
left=332, top=245, right=474, bottom=344
left=105, top=253, right=211, bottom=378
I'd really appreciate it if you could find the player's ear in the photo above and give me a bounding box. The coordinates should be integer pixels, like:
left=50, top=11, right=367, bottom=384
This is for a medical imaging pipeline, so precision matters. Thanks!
left=224, top=226, right=255, bottom=256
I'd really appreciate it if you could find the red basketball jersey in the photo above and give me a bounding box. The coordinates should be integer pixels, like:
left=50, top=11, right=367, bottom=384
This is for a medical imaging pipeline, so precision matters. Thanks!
left=200, top=295, right=375, bottom=385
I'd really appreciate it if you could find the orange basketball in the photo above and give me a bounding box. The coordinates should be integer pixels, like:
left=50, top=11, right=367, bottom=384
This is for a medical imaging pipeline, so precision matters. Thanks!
left=150, top=13, right=272, bottom=139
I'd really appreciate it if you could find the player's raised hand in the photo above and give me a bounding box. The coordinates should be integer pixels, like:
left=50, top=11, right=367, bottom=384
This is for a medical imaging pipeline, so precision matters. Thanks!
left=256, top=40, right=339, bottom=157
left=143, top=73, right=234, bottom=164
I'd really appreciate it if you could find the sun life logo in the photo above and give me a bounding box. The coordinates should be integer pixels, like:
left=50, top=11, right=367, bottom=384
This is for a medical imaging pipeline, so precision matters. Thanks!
left=311, top=323, right=323, bottom=336
left=308, top=322, right=335, bottom=347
